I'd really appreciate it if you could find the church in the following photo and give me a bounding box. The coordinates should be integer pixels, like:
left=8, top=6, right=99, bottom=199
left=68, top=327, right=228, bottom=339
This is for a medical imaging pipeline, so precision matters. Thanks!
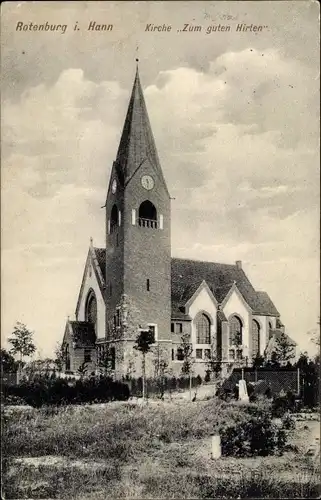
left=61, top=65, right=296, bottom=379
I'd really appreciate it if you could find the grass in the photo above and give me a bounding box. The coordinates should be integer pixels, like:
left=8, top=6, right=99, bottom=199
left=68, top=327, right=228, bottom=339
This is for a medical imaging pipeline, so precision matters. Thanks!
left=2, top=400, right=320, bottom=499
left=2, top=400, right=265, bottom=459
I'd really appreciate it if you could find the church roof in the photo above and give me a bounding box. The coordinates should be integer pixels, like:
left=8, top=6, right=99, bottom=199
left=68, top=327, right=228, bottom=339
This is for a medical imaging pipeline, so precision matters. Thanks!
left=269, top=329, right=297, bottom=346
left=93, top=248, right=279, bottom=318
left=114, top=66, right=168, bottom=192
left=171, top=257, right=279, bottom=317
left=93, top=247, right=106, bottom=281
left=69, top=321, right=96, bottom=348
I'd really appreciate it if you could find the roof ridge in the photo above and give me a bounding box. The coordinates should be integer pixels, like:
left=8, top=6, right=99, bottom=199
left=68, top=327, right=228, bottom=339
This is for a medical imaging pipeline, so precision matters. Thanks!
left=171, top=256, right=240, bottom=268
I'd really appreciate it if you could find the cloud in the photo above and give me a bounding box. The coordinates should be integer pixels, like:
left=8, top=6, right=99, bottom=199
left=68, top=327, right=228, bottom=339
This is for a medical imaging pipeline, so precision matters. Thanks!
left=2, top=69, right=128, bottom=199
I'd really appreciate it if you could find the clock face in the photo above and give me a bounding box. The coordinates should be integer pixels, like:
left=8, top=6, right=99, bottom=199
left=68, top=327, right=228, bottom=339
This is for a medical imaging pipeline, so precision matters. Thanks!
left=141, top=175, right=154, bottom=191
left=111, top=179, right=117, bottom=194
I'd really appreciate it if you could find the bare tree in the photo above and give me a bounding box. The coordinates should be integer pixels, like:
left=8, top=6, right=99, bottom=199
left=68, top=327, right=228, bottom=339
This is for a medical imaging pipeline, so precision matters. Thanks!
left=54, top=341, right=66, bottom=372
left=179, top=333, right=194, bottom=401
left=97, top=346, right=115, bottom=377
left=152, top=343, right=170, bottom=399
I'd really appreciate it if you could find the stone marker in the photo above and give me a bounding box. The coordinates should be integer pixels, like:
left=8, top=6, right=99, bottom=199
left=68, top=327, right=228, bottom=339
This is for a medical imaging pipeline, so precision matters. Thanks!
left=211, top=434, right=221, bottom=459
left=238, top=379, right=249, bottom=403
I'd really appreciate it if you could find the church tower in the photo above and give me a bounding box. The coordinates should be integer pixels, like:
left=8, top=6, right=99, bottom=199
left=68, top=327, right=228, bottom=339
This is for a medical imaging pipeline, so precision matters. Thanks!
left=105, top=64, right=171, bottom=374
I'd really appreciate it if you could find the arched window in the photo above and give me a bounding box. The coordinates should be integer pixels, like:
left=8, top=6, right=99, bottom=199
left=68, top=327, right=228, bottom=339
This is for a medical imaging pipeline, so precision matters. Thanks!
left=252, top=319, right=260, bottom=358
left=229, top=315, right=242, bottom=346
left=138, top=200, right=157, bottom=228
left=85, top=291, right=97, bottom=332
left=268, top=321, right=273, bottom=340
left=196, top=313, right=211, bottom=344
left=110, top=204, right=118, bottom=233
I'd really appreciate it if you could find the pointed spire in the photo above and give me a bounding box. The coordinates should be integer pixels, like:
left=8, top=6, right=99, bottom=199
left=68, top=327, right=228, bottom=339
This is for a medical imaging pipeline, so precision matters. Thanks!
left=115, top=64, right=167, bottom=189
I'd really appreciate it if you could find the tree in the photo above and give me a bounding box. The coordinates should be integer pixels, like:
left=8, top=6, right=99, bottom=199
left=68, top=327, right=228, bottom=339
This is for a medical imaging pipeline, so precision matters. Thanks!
left=54, top=342, right=66, bottom=372
left=24, top=358, right=55, bottom=380
left=0, top=348, right=18, bottom=372
left=151, top=344, right=171, bottom=399
left=205, top=352, right=220, bottom=383
left=77, top=361, right=88, bottom=378
left=8, top=322, right=36, bottom=367
left=308, top=317, right=320, bottom=351
left=252, top=354, right=265, bottom=369
left=296, top=352, right=319, bottom=408
left=180, top=333, right=194, bottom=401
left=97, top=346, right=115, bottom=377
left=270, top=332, right=295, bottom=366
left=134, top=328, right=154, bottom=400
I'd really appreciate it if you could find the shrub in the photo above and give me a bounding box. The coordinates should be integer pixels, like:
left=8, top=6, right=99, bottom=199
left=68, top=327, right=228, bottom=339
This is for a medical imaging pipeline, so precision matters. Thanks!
left=272, top=391, right=296, bottom=417
left=281, top=412, right=296, bottom=430
left=220, top=409, right=287, bottom=457
left=2, top=376, right=130, bottom=407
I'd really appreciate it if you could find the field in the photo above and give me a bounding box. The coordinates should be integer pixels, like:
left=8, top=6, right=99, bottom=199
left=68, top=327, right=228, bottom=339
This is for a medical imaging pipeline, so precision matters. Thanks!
left=2, top=399, right=320, bottom=499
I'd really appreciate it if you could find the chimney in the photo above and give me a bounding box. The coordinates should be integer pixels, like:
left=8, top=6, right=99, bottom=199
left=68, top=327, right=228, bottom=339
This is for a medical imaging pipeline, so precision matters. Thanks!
left=235, top=260, right=242, bottom=270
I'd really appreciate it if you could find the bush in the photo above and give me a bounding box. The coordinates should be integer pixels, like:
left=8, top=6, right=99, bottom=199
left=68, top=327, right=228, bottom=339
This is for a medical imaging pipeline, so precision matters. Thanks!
left=220, top=409, right=287, bottom=457
left=2, top=376, right=130, bottom=407
left=272, top=391, right=296, bottom=417
left=1, top=393, right=26, bottom=406
left=281, top=412, right=296, bottom=430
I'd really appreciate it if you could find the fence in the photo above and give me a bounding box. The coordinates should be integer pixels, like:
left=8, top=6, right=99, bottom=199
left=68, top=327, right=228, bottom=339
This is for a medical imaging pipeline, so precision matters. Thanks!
left=124, top=375, right=203, bottom=398
left=222, top=368, right=299, bottom=396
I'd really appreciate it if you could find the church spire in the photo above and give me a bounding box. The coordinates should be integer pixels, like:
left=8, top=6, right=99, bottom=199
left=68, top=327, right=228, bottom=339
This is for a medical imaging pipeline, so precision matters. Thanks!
left=115, top=63, right=167, bottom=190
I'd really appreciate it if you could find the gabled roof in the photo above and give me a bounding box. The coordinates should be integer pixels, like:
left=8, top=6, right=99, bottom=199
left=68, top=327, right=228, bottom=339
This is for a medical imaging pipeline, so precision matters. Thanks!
left=171, top=257, right=279, bottom=317
left=115, top=66, right=168, bottom=193
left=254, top=291, right=279, bottom=317
left=87, top=250, right=279, bottom=318
left=69, top=321, right=96, bottom=348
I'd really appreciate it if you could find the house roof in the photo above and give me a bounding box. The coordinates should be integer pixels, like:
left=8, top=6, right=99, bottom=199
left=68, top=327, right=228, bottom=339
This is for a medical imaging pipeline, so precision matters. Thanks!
left=89, top=250, right=279, bottom=318
left=69, top=321, right=96, bottom=348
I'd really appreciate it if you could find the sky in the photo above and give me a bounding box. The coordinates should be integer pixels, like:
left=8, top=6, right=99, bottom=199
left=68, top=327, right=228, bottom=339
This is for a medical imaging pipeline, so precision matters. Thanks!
left=1, top=1, right=320, bottom=358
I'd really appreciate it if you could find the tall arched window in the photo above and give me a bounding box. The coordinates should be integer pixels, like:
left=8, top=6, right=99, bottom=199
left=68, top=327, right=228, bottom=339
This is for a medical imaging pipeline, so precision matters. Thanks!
left=268, top=321, right=273, bottom=340
left=85, top=291, right=97, bottom=332
left=251, top=319, right=260, bottom=358
left=138, top=200, right=157, bottom=228
left=110, top=204, right=118, bottom=233
left=196, top=313, right=211, bottom=344
left=229, top=315, right=243, bottom=346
